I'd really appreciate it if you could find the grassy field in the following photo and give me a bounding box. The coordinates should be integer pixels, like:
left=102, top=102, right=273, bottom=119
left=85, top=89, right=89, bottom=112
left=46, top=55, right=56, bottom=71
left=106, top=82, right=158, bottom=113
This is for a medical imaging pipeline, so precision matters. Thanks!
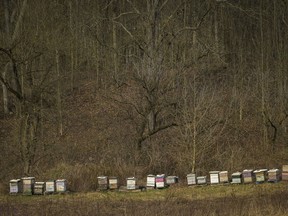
left=1, top=182, right=288, bottom=215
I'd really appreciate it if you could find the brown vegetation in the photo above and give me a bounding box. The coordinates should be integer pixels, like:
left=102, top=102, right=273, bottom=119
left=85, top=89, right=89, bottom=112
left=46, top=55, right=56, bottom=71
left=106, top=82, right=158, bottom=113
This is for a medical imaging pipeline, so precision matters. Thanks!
left=1, top=0, right=288, bottom=194
left=1, top=184, right=288, bottom=216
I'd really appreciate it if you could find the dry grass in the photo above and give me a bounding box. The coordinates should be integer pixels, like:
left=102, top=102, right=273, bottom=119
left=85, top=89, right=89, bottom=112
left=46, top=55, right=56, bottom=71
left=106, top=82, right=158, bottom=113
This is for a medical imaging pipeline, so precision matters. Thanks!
left=1, top=182, right=288, bottom=215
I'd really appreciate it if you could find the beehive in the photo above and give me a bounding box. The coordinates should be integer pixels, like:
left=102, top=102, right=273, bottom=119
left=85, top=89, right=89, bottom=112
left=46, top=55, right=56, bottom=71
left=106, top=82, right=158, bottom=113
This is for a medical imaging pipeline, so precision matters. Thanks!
left=34, top=182, right=45, bottom=195
left=22, top=177, right=35, bottom=195
left=219, top=171, right=229, bottom=183
left=282, top=165, right=288, bottom=181
left=156, top=174, right=166, bottom=189
left=126, top=177, right=136, bottom=190
left=45, top=180, right=56, bottom=194
left=146, top=174, right=155, bottom=189
left=108, top=177, right=118, bottom=190
left=187, top=173, right=197, bottom=186
left=231, top=172, right=242, bottom=184
left=267, top=169, right=280, bottom=183
left=209, top=171, right=220, bottom=184
left=166, top=176, right=178, bottom=186
left=56, top=179, right=67, bottom=192
left=242, top=169, right=254, bottom=183
left=197, top=176, right=207, bottom=185
left=9, top=179, right=22, bottom=194
left=97, top=176, right=108, bottom=191
left=253, top=169, right=268, bottom=184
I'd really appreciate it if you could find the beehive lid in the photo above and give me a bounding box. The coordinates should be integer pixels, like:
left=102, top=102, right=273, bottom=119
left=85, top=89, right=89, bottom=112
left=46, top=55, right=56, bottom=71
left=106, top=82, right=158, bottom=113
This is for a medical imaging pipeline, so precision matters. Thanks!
left=219, top=171, right=228, bottom=174
left=56, top=179, right=66, bottom=182
left=243, top=169, right=253, bottom=173
left=166, top=175, right=177, bottom=178
left=35, top=182, right=45, bottom=184
left=254, top=169, right=268, bottom=173
left=282, top=165, right=288, bottom=172
left=127, top=177, right=136, bottom=180
left=10, top=179, right=21, bottom=183
left=268, top=169, right=279, bottom=173
left=209, top=171, right=220, bottom=174
left=22, top=177, right=35, bottom=180
left=232, top=172, right=242, bottom=176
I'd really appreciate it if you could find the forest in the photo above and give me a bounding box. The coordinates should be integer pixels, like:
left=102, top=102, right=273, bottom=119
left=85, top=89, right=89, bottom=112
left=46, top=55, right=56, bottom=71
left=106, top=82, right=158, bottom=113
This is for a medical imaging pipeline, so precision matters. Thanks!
left=1, top=0, right=288, bottom=192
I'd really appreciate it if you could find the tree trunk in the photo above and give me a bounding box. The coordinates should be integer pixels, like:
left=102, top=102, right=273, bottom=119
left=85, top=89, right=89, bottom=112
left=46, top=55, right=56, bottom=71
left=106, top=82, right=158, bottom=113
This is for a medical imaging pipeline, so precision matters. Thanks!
left=259, top=1, right=268, bottom=148
left=2, top=67, right=9, bottom=114
left=56, top=50, right=63, bottom=136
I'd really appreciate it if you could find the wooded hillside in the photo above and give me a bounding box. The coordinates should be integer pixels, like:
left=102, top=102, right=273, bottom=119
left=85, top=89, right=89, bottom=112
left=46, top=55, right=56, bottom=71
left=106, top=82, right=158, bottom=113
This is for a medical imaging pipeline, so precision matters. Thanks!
left=1, top=0, right=288, bottom=191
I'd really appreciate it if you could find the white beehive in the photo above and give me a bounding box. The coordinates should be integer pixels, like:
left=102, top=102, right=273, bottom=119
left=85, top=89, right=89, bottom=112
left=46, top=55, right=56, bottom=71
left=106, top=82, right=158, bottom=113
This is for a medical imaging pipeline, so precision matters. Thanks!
left=197, top=176, right=207, bottom=185
left=45, top=180, right=55, bottom=194
left=9, top=179, right=22, bottom=194
left=209, top=171, right=220, bottom=184
left=146, top=174, right=155, bottom=189
left=126, top=177, right=136, bottom=190
left=187, top=173, right=197, bottom=186
left=56, top=179, right=67, bottom=192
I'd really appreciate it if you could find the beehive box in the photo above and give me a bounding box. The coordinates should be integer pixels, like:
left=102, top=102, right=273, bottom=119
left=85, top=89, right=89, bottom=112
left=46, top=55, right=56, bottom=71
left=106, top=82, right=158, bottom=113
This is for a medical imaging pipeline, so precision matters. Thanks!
left=282, top=172, right=288, bottom=181
left=146, top=174, right=155, bottom=189
left=268, top=169, right=280, bottom=183
left=197, top=176, right=207, bottom=185
left=22, top=177, right=35, bottom=195
left=242, top=169, right=254, bottom=183
left=45, top=180, right=56, bottom=194
left=282, top=165, right=288, bottom=172
left=209, top=171, right=220, bottom=184
left=166, top=176, right=178, bottom=186
left=282, top=165, right=288, bottom=181
left=187, top=173, right=197, bottom=186
left=219, top=171, right=229, bottom=183
left=108, top=177, right=118, bottom=190
left=56, top=179, right=67, bottom=192
left=231, top=172, right=242, bottom=184
left=156, top=174, right=166, bottom=189
left=9, top=179, right=22, bottom=194
left=97, top=176, right=108, bottom=191
left=253, top=169, right=268, bottom=184
left=34, top=182, right=45, bottom=195
left=127, top=177, right=136, bottom=190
